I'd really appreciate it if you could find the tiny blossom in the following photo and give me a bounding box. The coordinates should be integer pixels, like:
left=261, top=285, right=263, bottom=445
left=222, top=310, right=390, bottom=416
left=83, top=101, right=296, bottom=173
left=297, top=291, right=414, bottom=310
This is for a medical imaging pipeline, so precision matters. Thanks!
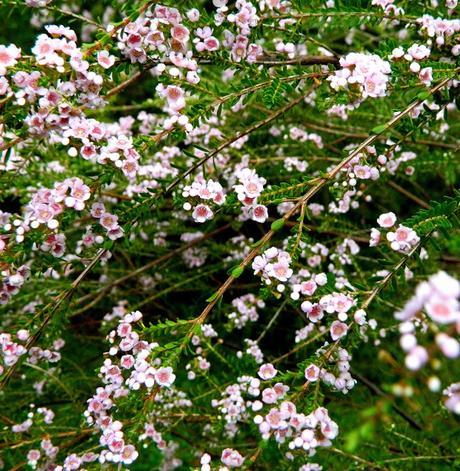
left=330, top=321, right=349, bottom=341
left=221, top=448, right=244, bottom=468
left=258, top=363, right=277, bottom=380
left=377, top=212, right=397, bottom=228
left=97, top=50, right=116, bottom=69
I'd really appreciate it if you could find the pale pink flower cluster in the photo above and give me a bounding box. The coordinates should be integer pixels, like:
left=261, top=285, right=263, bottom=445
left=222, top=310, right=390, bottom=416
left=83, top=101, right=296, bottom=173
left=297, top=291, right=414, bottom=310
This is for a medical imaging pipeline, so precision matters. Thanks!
left=0, top=331, right=27, bottom=370
left=194, top=27, right=220, bottom=52
left=0, top=328, right=63, bottom=377
left=91, top=202, right=124, bottom=240
left=328, top=52, right=391, bottom=99
left=28, top=338, right=65, bottom=366
left=211, top=376, right=260, bottom=428
left=390, top=44, right=432, bottom=85
left=40, top=233, right=66, bottom=257
left=139, top=423, right=166, bottom=449
left=117, top=5, right=199, bottom=85
left=242, top=338, right=264, bottom=363
left=213, top=0, right=263, bottom=64
left=371, top=0, right=403, bottom=15
left=289, top=127, right=323, bottom=149
left=227, top=293, right=265, bottom=329
left=234, top=167, right=269, bottom=223
left=291, top=272, right=328, bottom=301
left=181, top=232, right=208, bottom=268
left=254, top=403, right=339, bottom=453
left=25, top=177, right=90, bottom=233
left=305, top=348, right=356, bottom=394
left=26, top=439, right=61, bottom=469
left=0, top=265, right=30, bottom=305
left=222, top=28, right=263, bottom=64
left=395, top=272, right=460, bottom=371
left=417, top=15, right=460, bottom=49
left=84, top=310, right=176, bottom=466
left=182, top=176, right=226, bottom=223
left=252, top=247, right=293, bottom=285
left=68, top=124, right=141, bottom=180
left=370, top=212, right=419, bottom=253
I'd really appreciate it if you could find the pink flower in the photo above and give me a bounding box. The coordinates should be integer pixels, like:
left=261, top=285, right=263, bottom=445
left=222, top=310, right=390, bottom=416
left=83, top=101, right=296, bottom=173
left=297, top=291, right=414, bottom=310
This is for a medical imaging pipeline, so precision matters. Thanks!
left=419, top=67, right=433, bottom=86
left=330, top=321, right=348, bottom=341
left=221, top=448, right=244, bottom=468
left=425, top=296, right=459, bottom=324
left=305, top=364, right=320, bottom=382
left=258, top=363, right=277, bottom=380
left=262, top=387, right=278, bottom=404
left=97, top=50, right=116, bottom=69
left=121, top=444, right=138, bottom=464
left=269, top=260, right=293, bottom=282
left=154, top=366, right=176, bottom=387
left=377, top=212, right=396, bottom=228
left=192, top=204, right=213, bottom=223
left=0, top=44, right=21, bottom=75
left=91, top=202, right=105, bottom=218
left=251, top=204, right=268, bottom=223
left=100, top=213, right=119, bottom=231
left=171, top=25, right=190, bottom=43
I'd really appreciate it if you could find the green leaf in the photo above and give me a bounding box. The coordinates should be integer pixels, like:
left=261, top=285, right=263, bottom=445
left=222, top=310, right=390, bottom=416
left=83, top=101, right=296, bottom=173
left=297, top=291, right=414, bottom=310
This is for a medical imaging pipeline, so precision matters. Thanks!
left=271, top=218, right=286, bottom=232
left=231, top=266, right=244, bottom=278
left=371, top=124, right=387, bottom=134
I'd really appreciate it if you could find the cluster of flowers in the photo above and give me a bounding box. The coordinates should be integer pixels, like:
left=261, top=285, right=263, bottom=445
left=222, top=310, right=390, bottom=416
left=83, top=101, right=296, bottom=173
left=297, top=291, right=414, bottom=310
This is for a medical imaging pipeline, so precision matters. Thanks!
left=305, top=348, right=356, bottom=394
left=0, top=328, right=64, bottom=375
left=300, top=291, right=355, bottom=320
left=0, top=265, right=30, bottom=305
left=252, top=247, right=293, bottom=286
left=215, top=1, right=263, bottom=62
left=182, top=176, right=226, bottom=223
left=370, top=212, right=420, bottom=253
left=254, top=364, right=339, bottom=452
left=327, top=52, right=392, bottom=101
left=21, top=177, right=91, bottom=236
left=185, top=324, right=217, bottom=380
left=325, top=145, right=378, bottom=214
left=289, top=127, right=324, bottom=149
left=200, top=448, right=245, bottom=469
left=40, top=233, right=66, bottom=258
left=239, top=338, right=265, bottom=364
left=81, top=310, right=176, bottom=466
left=70, top=125, right=142, bottom=181
left=180, top=231, right=208, bottom=268
left=234, top=167, right=269, bottom=223
left=395, top=271, right=460, bottom=372
left=291, top=272, right=328, bottom=301
left=390, top=43, right=433, bottom=85
left=256, top=404, right=339, bottom=455
left=227, top=293, right=265, bottom=329
left=90, top=202, right=124, bottom=240
left=371, top=0, right=404, bottom=15
left=117, top=5, right=198, bottom=72
left=417, top=15, right=460, bottom=51
left=117, top=5, right=199, bottom=129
